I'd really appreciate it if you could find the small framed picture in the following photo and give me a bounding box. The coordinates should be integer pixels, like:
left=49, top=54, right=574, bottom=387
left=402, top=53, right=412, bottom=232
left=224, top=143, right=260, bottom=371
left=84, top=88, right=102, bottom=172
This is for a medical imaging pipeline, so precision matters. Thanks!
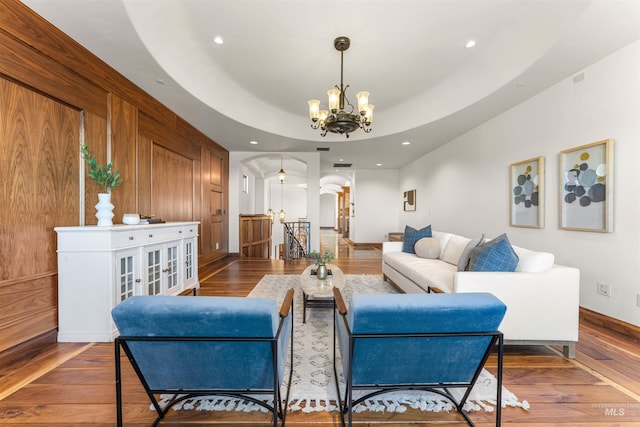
left=560, top=139, right=614, bottom=232
left=510, top=156, right=544, bottom=228
left=403, top=189, right=416, bottom=211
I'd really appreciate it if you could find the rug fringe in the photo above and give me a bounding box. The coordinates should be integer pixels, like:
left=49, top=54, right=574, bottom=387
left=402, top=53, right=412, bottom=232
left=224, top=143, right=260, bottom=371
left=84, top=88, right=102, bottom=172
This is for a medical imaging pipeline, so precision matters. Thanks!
left=157, top=393, right=528, bottom=414
left=289, top=397, right=339, bottom=413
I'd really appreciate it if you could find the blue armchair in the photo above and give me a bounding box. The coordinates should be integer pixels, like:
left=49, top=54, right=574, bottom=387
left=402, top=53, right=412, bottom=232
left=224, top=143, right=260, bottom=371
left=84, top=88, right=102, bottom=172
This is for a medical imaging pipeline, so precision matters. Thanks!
left=333, top=289, right=506, bottom=427
left=112, top=289, right=294, bottom=427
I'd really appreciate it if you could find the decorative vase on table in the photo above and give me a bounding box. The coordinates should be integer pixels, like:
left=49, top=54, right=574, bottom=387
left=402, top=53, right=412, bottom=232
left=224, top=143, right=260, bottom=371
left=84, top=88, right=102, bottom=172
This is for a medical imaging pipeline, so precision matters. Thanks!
left=317, top=264, right=328, bottom=280
left=95, top=193, right=114, bottom=226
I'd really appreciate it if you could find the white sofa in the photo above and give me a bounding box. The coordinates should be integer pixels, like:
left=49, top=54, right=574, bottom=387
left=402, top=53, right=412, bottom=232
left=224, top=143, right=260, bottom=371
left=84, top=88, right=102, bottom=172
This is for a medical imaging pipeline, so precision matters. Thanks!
left=382, top=231, right=580, bottom=357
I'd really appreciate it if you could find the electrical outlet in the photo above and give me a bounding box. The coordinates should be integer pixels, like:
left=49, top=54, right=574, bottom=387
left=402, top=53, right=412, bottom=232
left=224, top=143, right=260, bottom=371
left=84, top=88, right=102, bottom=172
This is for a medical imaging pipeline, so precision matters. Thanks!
left=597, top=282, right=611, bottom=297
left=637, top=293, right=640, bottom=307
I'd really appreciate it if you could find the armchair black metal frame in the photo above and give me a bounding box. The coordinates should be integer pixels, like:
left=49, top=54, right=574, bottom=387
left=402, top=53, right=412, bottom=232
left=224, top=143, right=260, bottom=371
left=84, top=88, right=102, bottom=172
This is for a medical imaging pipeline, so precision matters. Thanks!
left=332, top=288, right=504, bottom=427
left=114, top=289, right=295, bottom=427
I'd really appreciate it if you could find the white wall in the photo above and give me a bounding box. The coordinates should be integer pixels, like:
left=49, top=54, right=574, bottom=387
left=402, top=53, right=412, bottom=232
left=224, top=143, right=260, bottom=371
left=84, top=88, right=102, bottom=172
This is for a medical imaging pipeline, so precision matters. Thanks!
left=320, top=193, right=337, bottom=228
left=255, top=177, right=265, bottom=214
left=350, top=169, right=400, bottom=243
left=237, top=164, right=255, bottom=215
left=399, top=40, right=640, bottom=326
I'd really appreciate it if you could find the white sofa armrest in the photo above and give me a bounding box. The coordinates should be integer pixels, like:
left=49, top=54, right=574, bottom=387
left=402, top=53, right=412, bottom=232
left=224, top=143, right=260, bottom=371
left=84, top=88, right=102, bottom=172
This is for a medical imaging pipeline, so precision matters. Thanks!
left=382, top=241, right=404, bottom=254
left=453, top=265, right=580, bottom=343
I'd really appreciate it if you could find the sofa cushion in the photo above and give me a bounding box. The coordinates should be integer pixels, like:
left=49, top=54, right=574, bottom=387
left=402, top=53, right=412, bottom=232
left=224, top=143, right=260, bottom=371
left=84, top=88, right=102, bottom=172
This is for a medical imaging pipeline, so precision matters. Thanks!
left=432, top=231, right=454, bottom=258
left=457, top=234, right=486, bottom=271
left=441, top=235, right=472, bottom=265
left=383, top=251, right=456, bottom=293
left=513, top=246, right=555, bottom=272
left=468, top=234, right=519, bottom=272
left=402, top=224, right=432, bottom=254
left=414, top=237, right=440, bottom=259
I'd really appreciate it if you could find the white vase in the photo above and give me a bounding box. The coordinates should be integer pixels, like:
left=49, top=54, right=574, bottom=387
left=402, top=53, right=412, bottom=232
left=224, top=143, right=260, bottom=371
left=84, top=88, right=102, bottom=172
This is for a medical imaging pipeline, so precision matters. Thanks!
left=317, top=264, right=328, bottom=280
left=95, top=193, right=114, bottom=226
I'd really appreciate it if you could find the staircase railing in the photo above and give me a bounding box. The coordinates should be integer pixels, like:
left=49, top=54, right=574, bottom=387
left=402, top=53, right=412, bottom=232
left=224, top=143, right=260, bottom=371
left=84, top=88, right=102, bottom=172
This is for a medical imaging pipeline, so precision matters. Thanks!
left=283, top=220, right=310, bottom=260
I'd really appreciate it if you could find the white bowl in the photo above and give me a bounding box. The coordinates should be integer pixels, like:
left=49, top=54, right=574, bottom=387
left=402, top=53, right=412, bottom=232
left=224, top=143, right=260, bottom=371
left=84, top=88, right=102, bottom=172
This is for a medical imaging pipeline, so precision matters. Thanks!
left=122, top=213, right=140, bottom=225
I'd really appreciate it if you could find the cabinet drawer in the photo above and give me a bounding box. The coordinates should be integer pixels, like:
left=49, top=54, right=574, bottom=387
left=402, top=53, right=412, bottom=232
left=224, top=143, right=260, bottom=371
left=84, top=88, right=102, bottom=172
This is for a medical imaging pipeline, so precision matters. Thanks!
left=112, top=230, right=149, bottom=249
left=181, top=224, right=198, bottom=238
left=146, top=226, right=184, bottom=243
left=111, top=224, right=197, bottom=248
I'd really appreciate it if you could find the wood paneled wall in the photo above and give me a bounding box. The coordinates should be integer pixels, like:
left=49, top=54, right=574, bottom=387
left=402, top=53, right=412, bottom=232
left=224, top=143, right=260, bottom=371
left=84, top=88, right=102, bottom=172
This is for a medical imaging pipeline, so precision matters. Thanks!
left=0, top=0, right=229, bottom=353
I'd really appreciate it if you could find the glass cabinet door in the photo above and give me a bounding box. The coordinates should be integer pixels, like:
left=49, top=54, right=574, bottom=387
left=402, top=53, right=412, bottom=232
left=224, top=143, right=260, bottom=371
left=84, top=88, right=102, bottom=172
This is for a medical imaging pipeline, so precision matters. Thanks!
left=165, top=243, right=179, bottom=291
left=145, top=242, right=182, bottom=295
left=146, top=247, right=162, bottom=295
left=115, top=249, right=139, bottom=302
left=184, top=239, right=194, bottom=283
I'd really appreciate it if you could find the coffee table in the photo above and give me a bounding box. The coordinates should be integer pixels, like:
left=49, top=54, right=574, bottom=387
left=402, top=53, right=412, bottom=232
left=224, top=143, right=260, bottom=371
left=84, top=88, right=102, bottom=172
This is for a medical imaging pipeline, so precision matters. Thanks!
left=300, top=263, right=345, bottom=323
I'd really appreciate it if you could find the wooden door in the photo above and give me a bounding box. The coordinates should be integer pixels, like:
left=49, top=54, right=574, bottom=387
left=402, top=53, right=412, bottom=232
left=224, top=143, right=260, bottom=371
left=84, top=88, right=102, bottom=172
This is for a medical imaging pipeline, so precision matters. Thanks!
left=0, top=78, right=80, bottom=352
left=201, top=146, right=227, bottom=261
left=150, top=143, right=195, bottom=220
left=337, top=191, right=344, bottom=234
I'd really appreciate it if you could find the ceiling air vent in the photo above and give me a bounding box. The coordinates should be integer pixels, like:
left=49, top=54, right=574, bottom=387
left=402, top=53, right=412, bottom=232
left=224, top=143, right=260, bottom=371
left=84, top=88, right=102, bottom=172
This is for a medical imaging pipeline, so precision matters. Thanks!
left=316, top=147, right=330, bottom=151
left=333, top=163, right=352, bottom=168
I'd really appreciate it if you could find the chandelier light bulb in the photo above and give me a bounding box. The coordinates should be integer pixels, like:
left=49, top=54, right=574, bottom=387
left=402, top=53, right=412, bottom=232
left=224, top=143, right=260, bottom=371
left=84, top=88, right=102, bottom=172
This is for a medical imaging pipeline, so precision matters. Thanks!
left=308, top=100, right=320, bottom=121
left=327, top=88, right=340, bottom=112
left=356, top=91, right=369, bottom=115
left=365, top=104, right=374, bottom=124
left=318, top=110, right=329, bottom=126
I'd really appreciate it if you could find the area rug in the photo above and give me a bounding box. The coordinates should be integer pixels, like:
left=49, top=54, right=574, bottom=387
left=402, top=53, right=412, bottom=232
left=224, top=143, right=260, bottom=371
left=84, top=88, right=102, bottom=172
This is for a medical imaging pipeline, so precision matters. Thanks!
left=161, top=274, right=529, bottom=414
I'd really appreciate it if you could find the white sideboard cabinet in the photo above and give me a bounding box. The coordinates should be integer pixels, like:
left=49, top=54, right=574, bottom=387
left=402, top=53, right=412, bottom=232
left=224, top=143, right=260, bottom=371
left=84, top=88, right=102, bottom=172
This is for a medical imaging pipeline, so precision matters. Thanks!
left=55, top=222, right=200, bottom=342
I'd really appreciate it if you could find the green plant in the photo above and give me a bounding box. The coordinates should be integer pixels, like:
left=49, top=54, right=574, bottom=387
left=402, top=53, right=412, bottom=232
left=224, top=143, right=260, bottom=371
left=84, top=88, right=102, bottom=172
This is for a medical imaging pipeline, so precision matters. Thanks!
left=309, top=249, right=334, bottom=266
left=81, top=142, right=122, bottom=192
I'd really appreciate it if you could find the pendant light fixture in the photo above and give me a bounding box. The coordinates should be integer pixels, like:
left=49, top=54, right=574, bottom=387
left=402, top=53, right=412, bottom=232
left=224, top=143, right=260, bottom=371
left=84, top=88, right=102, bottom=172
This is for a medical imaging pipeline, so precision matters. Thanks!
left=278, top=157, right=286, bottom=223
left=278, top=157, right=286, bottom=184
left=308, top=36, right=374, bottom=138
left=265, top=169, right=275, bottom=224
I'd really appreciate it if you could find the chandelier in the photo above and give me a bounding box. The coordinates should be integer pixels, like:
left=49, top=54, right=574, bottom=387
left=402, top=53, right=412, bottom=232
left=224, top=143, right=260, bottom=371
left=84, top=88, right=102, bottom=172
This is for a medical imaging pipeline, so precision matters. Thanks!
left=308, top=36, right=374, bottom=138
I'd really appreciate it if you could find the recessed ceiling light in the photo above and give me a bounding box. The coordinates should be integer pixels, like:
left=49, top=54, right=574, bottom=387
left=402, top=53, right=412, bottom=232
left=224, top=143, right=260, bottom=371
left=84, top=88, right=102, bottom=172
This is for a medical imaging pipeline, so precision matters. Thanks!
left=249, top=140, right=259, bottom=145
left=464, top=40, right=476, bottom=49
left=213, top=36, right=224, bottom=45
left=376, top=163, right=382, bottom=167
left=155, top=78, right=165, bottom=85
left=402, top=141, right=411, bottom=145
left=339, top=158, right=344, bottom=161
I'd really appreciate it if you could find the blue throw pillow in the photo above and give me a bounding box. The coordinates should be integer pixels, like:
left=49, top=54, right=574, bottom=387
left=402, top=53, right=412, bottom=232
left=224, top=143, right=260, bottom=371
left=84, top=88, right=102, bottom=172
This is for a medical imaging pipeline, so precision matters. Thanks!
left=468, top=233, right=519, bottom=272
left=402, top=225, right=432, bottom=254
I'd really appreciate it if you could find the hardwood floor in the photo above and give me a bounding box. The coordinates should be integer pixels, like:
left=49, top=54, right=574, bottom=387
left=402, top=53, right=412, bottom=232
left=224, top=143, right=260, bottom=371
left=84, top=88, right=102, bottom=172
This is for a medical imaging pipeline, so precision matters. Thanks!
left=0, top=230, right=639, bottom=426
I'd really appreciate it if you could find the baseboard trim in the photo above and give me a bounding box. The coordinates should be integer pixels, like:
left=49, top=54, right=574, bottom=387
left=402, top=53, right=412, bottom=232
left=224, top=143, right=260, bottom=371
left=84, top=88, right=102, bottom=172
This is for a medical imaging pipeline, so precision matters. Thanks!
left=0, top=329, right=57, bottom=366
left=580, top=307, right=640, bottom=342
